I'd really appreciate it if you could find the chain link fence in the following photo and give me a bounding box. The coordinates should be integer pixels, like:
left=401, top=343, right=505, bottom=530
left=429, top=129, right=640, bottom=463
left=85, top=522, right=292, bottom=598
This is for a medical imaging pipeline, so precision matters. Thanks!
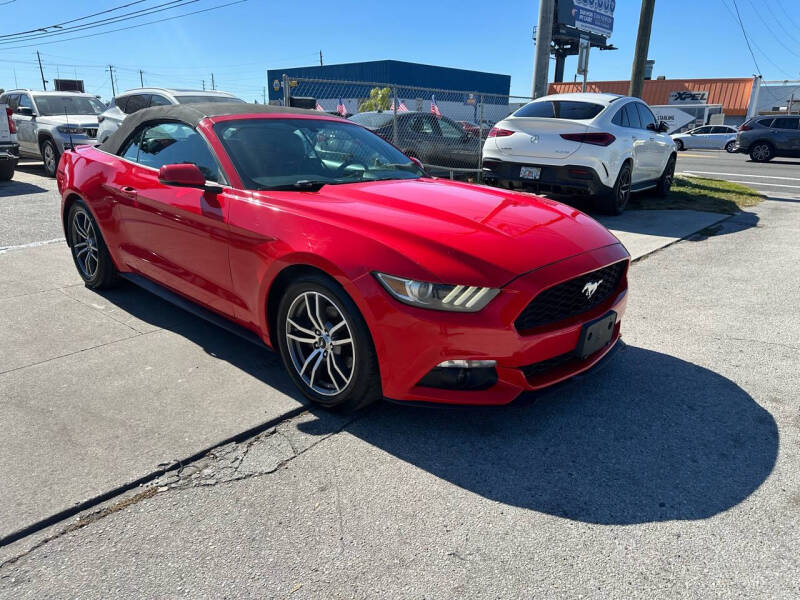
left=276, top=75, right=532, bottom=180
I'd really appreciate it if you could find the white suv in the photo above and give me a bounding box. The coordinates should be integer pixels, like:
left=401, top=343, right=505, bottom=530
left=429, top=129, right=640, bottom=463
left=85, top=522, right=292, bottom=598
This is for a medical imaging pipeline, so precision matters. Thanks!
left=482, top=93, right=676, bottom=214
left=97, top=88, right=244, bottom=142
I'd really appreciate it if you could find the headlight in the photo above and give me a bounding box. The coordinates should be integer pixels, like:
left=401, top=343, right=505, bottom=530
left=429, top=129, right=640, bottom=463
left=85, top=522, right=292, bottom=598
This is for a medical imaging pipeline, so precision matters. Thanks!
left=57, top=125, right=86, bottom=135
left=374, top=272, right=499, bottom=312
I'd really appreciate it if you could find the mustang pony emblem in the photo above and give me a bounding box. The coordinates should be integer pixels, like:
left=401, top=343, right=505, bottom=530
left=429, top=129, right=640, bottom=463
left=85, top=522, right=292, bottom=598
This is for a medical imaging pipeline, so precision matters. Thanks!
left=529, top=135, right=539, bottom=143
left=582, top=280, right=603, bottom=299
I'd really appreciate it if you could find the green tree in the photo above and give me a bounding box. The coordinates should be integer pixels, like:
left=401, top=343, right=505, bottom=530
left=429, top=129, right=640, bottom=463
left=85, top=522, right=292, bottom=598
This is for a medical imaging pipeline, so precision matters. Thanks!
left=359, top=87, right=392, bottom=112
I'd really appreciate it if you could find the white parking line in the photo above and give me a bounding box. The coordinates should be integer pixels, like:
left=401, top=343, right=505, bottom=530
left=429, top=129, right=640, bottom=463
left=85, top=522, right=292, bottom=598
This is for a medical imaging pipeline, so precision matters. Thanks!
left=682, top=170, right=800, bottom=182
left=0, top=238, right=65, bottom=254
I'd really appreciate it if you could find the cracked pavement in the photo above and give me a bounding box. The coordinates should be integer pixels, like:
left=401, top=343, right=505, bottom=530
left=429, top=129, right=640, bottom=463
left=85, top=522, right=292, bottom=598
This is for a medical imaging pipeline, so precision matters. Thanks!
left=1, top=163, right=798, bottom=598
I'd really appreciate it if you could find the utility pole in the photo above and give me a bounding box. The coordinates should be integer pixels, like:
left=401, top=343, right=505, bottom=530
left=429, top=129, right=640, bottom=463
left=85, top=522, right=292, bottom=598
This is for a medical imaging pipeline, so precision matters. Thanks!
left=211, top=73, right=215, bottom=90
left=319, top=50, right=323, bottom=66
left=202, top=79, right=205, bottom=91
left=107, top=65, right=116, bottom=97
left=262, top=86, right=266, bottom=104
left=139, top=70, right=144, bottom=87
left=36, top=50, right=47, bottom=90
left=629, top=0, right=656, bottom=98
left=13, top=67, right=18, bottom=88
left=531, top=0, right=555, bottom=98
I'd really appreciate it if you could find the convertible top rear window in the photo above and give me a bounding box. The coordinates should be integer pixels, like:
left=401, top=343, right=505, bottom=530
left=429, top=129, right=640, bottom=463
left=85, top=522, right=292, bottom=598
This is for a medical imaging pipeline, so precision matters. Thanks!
left=348, top=112, right=393, bottom=129
left=514, top=101, right=605, bottom=120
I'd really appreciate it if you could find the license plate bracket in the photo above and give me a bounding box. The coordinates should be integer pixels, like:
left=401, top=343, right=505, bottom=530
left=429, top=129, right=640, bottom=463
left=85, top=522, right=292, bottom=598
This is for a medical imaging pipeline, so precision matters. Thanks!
left=575, top=311, right=617, bottom=359
left=519, top=166, right=541, bottom=180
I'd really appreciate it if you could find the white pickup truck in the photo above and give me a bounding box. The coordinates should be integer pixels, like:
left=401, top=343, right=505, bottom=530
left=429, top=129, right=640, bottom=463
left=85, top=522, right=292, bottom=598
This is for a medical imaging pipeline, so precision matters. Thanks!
left=0, top=102, right=19, bottom=181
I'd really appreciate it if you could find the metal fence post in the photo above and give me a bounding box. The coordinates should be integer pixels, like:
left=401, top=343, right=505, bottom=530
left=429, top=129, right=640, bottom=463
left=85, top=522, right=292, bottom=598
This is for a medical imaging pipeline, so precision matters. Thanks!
left=282, top=74, right=290, bottom=106
left=392, top=86, right=399, bottom=146
left=478, top=95, right=485, bottom=183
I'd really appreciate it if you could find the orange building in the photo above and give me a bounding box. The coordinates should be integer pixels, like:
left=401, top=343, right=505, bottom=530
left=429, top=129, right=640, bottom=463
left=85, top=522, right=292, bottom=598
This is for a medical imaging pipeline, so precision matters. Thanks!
left=549, top=78, right=755, bottom=117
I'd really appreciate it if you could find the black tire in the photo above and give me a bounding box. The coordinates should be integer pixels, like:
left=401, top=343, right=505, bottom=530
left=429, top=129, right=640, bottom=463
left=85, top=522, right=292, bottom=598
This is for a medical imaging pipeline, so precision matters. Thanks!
left=655, top=155, right=676, bottom=197
left=276, top=274, right=381, bottom=411
left=749, top=142, right=774, bottom=162
left=674, top=139, right=684, bottom=151
left=67, top=200, right=118, bottom=289
left=41, top=138, right=60, bottom=177
left=596, top=162, right=632, bottom=215
left=0, top=160, right=14, bottom=181
left=725, top=140, right=736, bottom=153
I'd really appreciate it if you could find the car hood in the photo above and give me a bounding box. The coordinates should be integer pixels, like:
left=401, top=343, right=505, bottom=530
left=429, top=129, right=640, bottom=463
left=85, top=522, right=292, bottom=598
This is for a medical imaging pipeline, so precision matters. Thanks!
left=268, top=178, right=623, bottom=287
left=37, top=115, right=100, bottom=127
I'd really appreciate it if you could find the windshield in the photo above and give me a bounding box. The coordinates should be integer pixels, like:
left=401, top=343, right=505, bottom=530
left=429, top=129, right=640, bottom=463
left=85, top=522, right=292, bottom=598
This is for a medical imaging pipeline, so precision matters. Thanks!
left=34, top=95, right=105, bottom=116
left=514, top=100, right=605, bottom=120
left=214, top=118, right=424, bottom=191
left=348, top=112, right=393, bottom=129
left=174, top=95, right=245, bottom=104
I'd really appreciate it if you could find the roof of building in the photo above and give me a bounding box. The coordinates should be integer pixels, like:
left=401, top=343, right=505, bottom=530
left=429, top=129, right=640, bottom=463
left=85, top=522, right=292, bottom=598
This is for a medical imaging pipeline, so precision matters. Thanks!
left=548, top=78, right=755, bottom=116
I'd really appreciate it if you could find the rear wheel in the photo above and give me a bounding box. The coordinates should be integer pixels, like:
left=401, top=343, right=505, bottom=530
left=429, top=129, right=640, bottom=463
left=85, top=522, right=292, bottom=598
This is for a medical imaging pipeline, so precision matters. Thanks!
left=655, top=155, right=676, bottom=197
left=749, top=142, right=773, bottom=162
left=41, top=139, right=60, bottom=177
left=67, top=201, right=118, bottom=289
left=597, top=162, right=632, bottom=215
left=725, top=140, right=736, bottom=153
left=674, top=139, right=684, bottom=151
left=276, top=274, right=381, bottom=411
left=0, top=161, right=14, bottom=181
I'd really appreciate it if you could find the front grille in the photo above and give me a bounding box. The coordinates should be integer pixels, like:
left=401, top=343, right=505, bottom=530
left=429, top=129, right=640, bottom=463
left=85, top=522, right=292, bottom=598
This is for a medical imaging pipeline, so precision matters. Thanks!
left=514, top=261, right=626, bottom=331
left=520, top=352, right=576, bottom=378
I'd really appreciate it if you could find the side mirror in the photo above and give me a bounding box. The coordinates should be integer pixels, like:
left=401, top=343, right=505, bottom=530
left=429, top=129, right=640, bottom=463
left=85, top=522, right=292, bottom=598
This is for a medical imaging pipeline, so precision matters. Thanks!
left=16, top=106, right=34, bottom=117
left=658, top=121, right=670, bottom=133
left=158, top=164, right=221, bottom=193
left=646, top=122, right=657, bottom=132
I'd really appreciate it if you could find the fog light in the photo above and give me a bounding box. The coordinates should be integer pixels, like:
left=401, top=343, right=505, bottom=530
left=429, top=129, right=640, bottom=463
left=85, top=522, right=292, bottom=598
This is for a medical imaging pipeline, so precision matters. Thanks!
left=418, top=360, right=498, bottom=391
left=437, top=359, right=496, bottom=368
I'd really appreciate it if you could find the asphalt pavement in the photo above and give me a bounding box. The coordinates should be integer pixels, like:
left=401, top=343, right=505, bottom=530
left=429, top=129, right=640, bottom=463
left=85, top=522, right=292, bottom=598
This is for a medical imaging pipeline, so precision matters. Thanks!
left=0, top=158, right=798, bottom=597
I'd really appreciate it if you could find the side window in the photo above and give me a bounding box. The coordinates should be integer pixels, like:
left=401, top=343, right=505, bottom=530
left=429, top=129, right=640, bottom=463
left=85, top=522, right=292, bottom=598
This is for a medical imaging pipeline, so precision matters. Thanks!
left=710, top=126, right=729, bottom=134
left=114, top=96, right=129, bottom=112
left=625, top=104, right=643, bottom=129
left=18, top=94, right=34, bottom=111
left=4, top=94, right=20, bottom=110
left=694, top=126, right=712, bottom=135
left=149, top=95, right=170, bottom=107
left=771, top=118, right=798, bottom=130
left=120, top=130, right=143, bottom=162
left=124, top=95, right=150, bottom=114
left=439, top=118, right=465, bottom=139
left=408, top=115, right=434, bottom=135
left=612, top=105, right=630, bottom=127
left=757, top=118, right=774, bottom=128
left=635, top=103, right=657, bottom=130
left=137, top=122, right=220, bottom=181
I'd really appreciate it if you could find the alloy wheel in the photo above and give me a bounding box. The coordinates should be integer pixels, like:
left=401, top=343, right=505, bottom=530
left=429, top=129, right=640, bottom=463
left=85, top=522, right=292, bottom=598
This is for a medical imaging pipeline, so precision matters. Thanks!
left=43, top=143, right=56, bottom=174
left=285, top=291, right=355, bottom=396
left=752, top=144, right=771, bottom=161
left=617, top=168, right=631, bottom=210
left=71, top=210, right=99, bottom=279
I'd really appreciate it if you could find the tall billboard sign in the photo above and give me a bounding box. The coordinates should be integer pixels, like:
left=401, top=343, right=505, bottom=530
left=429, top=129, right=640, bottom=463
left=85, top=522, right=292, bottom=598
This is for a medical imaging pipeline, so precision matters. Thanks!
left=556, top=0, right=616, bottom=38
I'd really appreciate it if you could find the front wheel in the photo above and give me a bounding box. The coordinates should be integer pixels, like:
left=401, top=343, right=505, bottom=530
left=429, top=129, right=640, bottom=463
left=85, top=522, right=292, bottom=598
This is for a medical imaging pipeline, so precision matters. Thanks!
left=674, top=139, right=684, bottom=151
left=276, top=275, right=381, bottom=411
left=41, top=139, right=60, bottom=177
left=596, top=163, right=632, bottom=215
left=655, top=155, right=676, bottom=197
left=67, top=201, right=118, bottom=289
left=725, top=141, right=736, bottom=153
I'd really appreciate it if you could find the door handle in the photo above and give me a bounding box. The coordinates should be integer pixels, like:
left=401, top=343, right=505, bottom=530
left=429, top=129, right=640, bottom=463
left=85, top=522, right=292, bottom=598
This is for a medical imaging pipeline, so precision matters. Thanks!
left=119, top=186, right=137, bottom=199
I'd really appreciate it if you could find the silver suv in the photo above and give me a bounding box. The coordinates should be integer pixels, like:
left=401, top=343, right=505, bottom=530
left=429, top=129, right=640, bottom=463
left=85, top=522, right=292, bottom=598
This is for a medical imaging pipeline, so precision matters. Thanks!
left=0, top=90, right=105, bottom=177
left=97, top=88, right=244, bottom=143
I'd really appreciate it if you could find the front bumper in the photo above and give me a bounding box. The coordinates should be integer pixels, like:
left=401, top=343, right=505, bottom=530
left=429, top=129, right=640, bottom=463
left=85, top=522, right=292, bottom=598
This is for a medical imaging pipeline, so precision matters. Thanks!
left=482, top=159, right=612, bottom=197
left=361, top=243, right=630, bottom=405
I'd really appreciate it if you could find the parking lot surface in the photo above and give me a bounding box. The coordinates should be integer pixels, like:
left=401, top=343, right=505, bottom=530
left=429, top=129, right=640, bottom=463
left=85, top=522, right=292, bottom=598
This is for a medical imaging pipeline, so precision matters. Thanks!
left=1, top=157, right=798, bottom=597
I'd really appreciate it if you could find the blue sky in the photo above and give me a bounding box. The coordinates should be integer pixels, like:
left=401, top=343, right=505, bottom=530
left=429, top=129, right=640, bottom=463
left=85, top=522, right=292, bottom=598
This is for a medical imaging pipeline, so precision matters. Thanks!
left=2, top=0, right=799, bottom=102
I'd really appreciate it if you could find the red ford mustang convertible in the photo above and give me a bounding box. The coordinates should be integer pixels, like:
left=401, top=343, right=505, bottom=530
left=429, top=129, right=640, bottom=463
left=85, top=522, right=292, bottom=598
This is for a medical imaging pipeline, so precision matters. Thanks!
left=57, top=104, right=629, bottom=410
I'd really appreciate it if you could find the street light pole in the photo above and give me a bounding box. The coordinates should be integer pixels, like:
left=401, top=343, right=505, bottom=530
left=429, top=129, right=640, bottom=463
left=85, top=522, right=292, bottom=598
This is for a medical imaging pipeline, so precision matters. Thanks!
left=629, top=0, right=656, bottom=98
left=531, top=0, right=555, bottom=98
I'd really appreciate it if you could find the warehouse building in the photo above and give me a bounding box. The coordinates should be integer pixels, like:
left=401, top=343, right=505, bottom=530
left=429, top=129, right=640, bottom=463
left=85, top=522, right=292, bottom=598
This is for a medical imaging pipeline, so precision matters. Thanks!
left=267, top=60, right=514, bottom=122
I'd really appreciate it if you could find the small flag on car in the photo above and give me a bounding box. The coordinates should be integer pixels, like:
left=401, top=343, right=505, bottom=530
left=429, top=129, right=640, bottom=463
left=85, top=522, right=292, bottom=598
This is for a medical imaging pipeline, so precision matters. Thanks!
left=430, top=94, right=441, bottom=118
left=337, top=98, right=347, bottom=116
left=315, top=102, right=324, bottom=111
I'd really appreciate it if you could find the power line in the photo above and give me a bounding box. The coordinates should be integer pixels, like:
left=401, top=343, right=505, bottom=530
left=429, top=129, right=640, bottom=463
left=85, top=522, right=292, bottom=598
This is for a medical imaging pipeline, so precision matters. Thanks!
left=745, top=0, right=800, bottom=58
left=730, top=0, right=762, bottom=74
left=720, top=0, right=796, bottom=77
left=0, top=0, right=200, bottom=45
left=0, top=0, right=148, bottom=38
left=775, top=0, right=800, bottom=31
left=1, top=0, right=248, bottom=50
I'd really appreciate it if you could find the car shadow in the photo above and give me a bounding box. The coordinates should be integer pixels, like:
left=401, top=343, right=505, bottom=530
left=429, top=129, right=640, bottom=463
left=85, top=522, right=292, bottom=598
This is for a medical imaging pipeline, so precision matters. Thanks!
left=299, top=344, right=778, bottom=525
left=0, top=180, right=49, bottom=197
left=13, top=161, right=47, bottom=176
left=89, top=279, right=305, bottom=402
